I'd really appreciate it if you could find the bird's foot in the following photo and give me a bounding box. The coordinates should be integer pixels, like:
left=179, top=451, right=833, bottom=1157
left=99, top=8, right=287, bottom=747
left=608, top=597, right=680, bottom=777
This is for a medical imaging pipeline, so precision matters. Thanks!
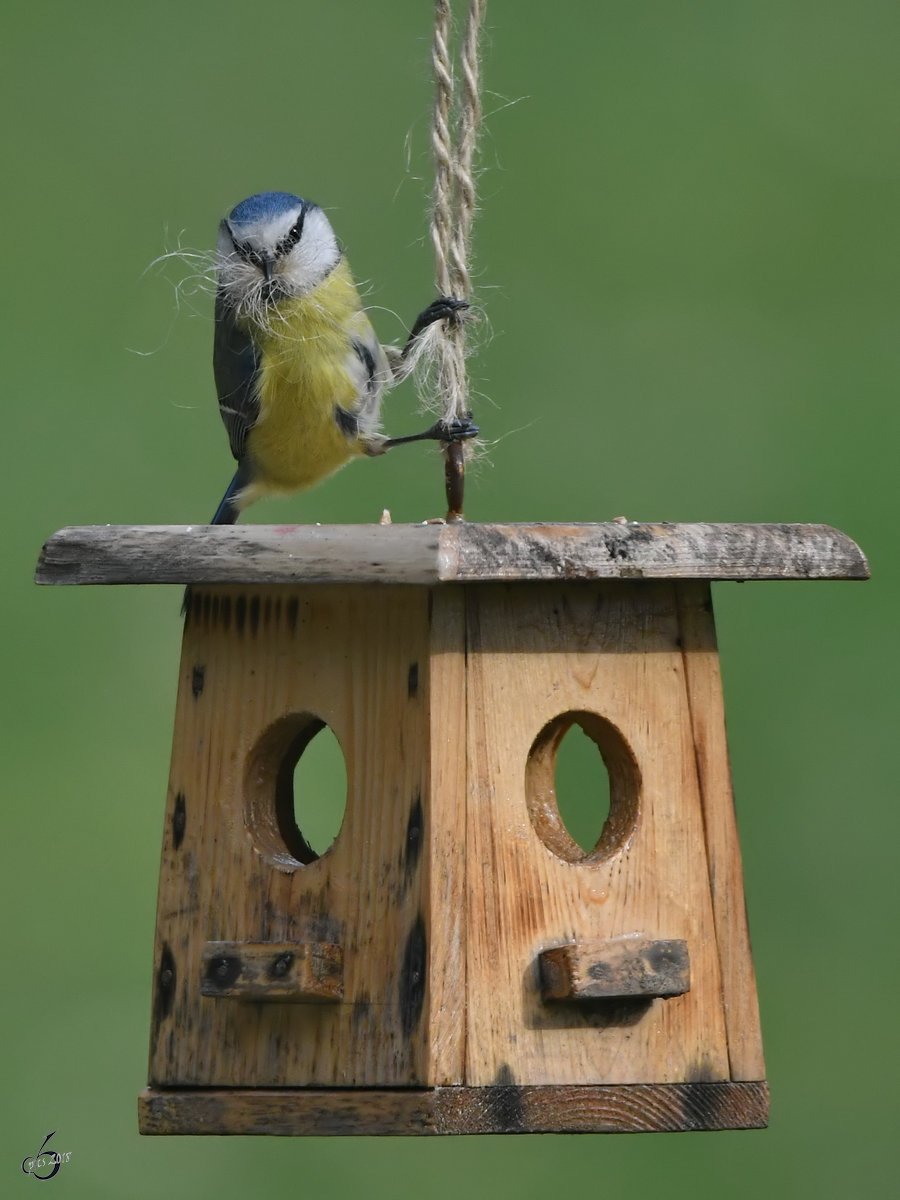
left=404, top=297, right=470, bottom=354
left=382, top=414, right=479, bottom=450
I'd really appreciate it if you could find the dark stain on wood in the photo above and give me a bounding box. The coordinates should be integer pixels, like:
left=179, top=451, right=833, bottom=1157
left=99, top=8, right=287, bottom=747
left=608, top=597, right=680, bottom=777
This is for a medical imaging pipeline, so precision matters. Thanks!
left=352, top=992, right=372, bottom=1026
left=191, top=666, right=205, bottom=698
left=249, top=594, right=261, bottom=635
left=686, top=1058, right=717, bottom=1084
left=305, top=912, right=343, bottom=944
left=600, top=526, right=656, bottom=565
left=407, top=661, right=419, bottom=698
left=172, top=793, right=187, bottom=850
left=399, top=914, right=427, bottom=1037
left=220, top=594, right=231, bottom=631
left=204, top=952, right=242, bottom=990
left=235, top=594, right=247, bottom=634
left=267, top=952, right=294, bottom=980
left=486, top=1063, right=526, bottom=1131
left=286, top=596, right=299, bottom=633
left=679, top=1081, right=733, bottom=1130
left=404, top=792, right=424, bottom=879
left=153, top=943, right=176, bottom=1033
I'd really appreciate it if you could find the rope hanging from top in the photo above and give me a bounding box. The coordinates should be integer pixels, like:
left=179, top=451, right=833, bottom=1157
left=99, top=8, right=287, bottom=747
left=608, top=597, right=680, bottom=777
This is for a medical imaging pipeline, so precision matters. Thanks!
left=428, top=0, right=486, bottom=520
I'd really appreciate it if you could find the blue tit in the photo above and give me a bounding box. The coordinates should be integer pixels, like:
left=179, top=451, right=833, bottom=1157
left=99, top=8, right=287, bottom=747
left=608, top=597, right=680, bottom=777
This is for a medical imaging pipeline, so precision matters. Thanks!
left=210, top=191, right=476, bottom=524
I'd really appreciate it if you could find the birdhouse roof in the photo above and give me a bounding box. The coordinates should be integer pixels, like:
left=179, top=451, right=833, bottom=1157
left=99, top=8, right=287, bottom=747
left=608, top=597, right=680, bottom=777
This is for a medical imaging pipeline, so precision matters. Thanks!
left=35, top=522, right=868, bottom=586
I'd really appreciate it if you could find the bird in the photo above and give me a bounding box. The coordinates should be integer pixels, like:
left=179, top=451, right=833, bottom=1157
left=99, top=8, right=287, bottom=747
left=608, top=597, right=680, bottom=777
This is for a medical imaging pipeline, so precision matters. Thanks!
left=210, top=190, right=477, bottom=524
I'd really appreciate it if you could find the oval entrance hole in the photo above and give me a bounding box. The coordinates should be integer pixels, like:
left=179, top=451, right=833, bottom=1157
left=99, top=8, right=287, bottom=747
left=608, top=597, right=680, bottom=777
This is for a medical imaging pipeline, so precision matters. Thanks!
left=245, top=714, right=348, bottom=868
left=525, top=710, right=640, bottom=864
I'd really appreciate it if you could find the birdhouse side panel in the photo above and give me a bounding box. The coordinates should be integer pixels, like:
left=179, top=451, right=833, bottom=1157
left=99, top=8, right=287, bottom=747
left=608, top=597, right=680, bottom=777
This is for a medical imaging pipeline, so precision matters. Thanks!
left=675, top=582, right=765, bottom=1081
left=463, top=582, right=729, bottom=1087
left=148, top=585, right=448, bottom=1087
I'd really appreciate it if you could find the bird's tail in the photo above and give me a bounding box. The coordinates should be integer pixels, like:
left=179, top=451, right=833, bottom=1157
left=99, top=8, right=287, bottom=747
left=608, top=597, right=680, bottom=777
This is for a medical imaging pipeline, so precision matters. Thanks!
left=211, top=467, right=248, bottom=525
left=182, top=466, right=249, bottom=615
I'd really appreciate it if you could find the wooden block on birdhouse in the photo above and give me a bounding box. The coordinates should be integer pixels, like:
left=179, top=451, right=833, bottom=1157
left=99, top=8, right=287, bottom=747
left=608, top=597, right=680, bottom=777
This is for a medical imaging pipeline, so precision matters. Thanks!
left=539, top=937, right=691, bottom=1002
left=199, top=941, right=343, bottom=1002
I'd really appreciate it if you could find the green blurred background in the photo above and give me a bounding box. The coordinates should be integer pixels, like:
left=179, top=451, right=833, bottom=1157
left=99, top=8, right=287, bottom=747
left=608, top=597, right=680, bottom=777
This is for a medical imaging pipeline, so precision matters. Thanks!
left=4, top=0, right=896, bottom=1194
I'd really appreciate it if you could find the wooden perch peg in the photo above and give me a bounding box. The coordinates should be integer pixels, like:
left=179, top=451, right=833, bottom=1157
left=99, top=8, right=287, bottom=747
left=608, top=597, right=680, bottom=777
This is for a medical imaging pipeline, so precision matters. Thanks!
left=539, top=938, right=691, bottom=1002
left=200, top=942, right=343, bottom=1003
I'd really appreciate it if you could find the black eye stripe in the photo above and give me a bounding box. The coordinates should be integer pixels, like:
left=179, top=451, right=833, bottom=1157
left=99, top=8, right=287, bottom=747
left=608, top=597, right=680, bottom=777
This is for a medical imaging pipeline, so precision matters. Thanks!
left=274, top=204, right=308, bottom=258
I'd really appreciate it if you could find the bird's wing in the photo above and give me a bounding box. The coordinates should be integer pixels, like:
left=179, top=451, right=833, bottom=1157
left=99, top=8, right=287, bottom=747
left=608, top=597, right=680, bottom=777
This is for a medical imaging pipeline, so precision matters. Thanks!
left=346, top=315, right=390, bottom=440
left=213, top=290, right=261, bottom=462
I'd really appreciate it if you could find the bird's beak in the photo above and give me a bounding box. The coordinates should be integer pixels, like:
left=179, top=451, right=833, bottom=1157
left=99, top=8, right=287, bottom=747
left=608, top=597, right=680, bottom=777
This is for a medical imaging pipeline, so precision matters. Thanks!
left=262, top=257, right=275, bottom=283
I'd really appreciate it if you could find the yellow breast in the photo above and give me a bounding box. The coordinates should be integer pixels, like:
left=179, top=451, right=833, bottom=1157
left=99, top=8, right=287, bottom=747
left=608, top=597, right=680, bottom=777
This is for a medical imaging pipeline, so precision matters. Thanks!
left=244, top=260, right=372, bottom=498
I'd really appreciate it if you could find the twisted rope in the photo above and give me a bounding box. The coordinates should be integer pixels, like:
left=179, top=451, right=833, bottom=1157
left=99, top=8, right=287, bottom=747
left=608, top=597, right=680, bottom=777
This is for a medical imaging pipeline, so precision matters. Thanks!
left=429, top=0, right=486, bottom=519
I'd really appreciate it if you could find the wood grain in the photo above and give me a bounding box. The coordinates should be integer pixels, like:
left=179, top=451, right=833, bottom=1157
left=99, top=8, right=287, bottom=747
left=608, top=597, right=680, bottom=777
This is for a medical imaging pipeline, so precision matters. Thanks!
left=676, top=582, right=766, bottom=1081
left=150, top=584, right=443, bottom=1087
left=423, top=587, right=468, bottom=1084
left=35, top=522, right=869, bottom=586
left=138, top=1082, right=769, bottom=1135
left=463, top=581, right=729, bottom=1086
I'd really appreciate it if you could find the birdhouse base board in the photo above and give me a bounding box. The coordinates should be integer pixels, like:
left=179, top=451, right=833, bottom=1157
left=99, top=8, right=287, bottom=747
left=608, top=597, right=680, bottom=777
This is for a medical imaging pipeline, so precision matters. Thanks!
left=138, top=1081, right=768, bottom=1136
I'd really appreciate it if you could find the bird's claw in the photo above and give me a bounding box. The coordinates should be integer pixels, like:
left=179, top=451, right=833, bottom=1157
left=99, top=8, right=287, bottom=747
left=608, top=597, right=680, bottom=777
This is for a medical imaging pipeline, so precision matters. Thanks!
left=424, top=296, right=469, bottom=323
left=437, top=415, right=479, bottom=443
left=407, top=297, right=470, bottom=344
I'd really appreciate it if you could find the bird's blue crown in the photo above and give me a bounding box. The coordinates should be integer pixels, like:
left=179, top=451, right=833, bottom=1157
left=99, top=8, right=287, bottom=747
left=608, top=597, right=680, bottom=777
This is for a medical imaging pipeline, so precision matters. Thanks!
left=227, top=191, right=308, bottom=228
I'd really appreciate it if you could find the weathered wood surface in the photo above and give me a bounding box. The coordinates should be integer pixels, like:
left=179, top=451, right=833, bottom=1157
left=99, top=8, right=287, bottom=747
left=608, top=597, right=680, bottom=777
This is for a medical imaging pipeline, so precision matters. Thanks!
left=35, top=522, right=868, bottom=586
left=138, top=1081, right=769, bottom=1136
left=199, top=941, right=343, bottom=1002
left=539, top=937, right=690, bottom=1002
left=148, top=579, right=766, bottom=1099
left=149, top=585, right=462, bottom=1087
left=424, top=589, right=469, bottom=1084
left=463, top=581, right=730, bottom=1085
left=675, top=582, right=766, bottom=1080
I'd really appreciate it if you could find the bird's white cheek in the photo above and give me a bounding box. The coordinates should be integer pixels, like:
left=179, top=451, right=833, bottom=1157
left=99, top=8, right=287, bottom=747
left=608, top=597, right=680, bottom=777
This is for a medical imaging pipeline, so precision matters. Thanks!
left=281, top=222, right=342, bottom=292
left=278, top=251, right=319, bottom=295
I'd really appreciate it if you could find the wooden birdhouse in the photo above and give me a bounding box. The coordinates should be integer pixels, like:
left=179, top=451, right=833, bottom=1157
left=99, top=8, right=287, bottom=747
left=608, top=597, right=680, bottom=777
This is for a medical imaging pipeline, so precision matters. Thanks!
left=36, top=520, right=867, bottom=1135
